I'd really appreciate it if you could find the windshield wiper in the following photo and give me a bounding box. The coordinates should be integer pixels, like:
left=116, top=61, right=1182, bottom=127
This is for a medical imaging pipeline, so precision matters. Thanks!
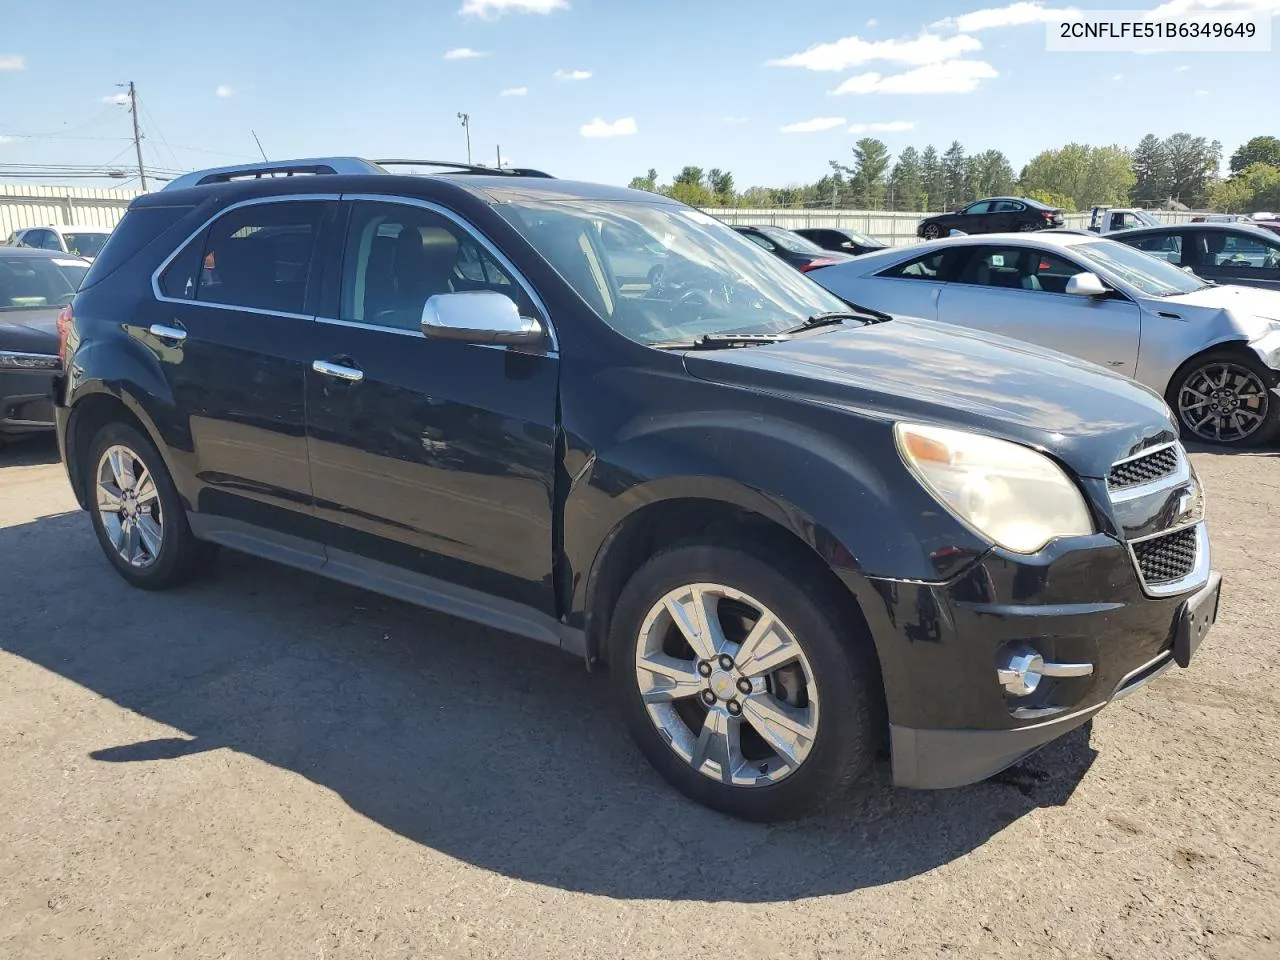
left=781, top=305, right=894, bottom=334
left=652, top=332, right=791, bottom=350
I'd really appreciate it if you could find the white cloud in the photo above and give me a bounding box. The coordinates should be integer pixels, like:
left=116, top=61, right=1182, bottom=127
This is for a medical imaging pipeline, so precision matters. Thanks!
left=554, top=69, right=592, bottom=81
left=500, top=86, right=528, bottom=96
left=933, top=2, right=1077, bottom=32
left=444, top=47, right=488, bottom=60
left=1112, top=72, right=1124, bottom=81
left=99, top=93, right=130, bottom=105
left=215, top=84, right=235, bottom=98
left=0, top=54, right=24, bottom=71
left=460, top=0, right=567, bottom=16
left=1151, top=0, right=1280, bottom=15
left=847, top=120, right=915, bottom=133
left=580, top=116, right=637, bottom=138
left=768, top=33, right=981, bottom=71
left=1195, top=88, right=1210, bottom=95
left=830, top=60, right=998, bottom=95
left=780, top=116, right=847, bottom=133
left=1175, top=64, right=1191, bottom=71
left=0, top=135, right=13, bottom=145
left=866, top=18, right=878, bottom=26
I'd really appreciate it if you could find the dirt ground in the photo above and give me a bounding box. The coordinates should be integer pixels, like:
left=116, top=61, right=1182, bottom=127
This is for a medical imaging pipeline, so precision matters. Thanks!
left=0, top=436, right=1277, bottom=960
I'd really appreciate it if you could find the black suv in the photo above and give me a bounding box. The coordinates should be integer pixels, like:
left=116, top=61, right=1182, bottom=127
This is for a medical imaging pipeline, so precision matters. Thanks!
left=55, top=157, right=1220, bottom=821
left=917, top=197, right=1065, bottom=240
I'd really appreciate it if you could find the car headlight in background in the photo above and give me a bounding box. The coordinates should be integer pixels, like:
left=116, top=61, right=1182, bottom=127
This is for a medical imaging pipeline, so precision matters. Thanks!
left=895, top=422, right=1094, bottom=554
left=0, top=351, right=60, bottom=370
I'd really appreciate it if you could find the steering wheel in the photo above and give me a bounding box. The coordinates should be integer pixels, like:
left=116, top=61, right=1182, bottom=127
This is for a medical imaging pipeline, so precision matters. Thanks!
left=646, top=263, right=665, bottom=297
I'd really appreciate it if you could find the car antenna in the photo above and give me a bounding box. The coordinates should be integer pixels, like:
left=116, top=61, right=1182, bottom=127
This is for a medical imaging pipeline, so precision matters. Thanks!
left=251, top=130, right=268, bottom=162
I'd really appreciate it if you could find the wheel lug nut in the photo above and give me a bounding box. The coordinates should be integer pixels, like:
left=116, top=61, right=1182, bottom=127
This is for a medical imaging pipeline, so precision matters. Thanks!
left=718, top=654, right=734, bottom=671
left=697, top=660, right=713, bottom=678
left=736, top=677, right=752, bottom=695
left=701, top=690, right=716, bottom=706
left=726, top=700, right=742, bottom=716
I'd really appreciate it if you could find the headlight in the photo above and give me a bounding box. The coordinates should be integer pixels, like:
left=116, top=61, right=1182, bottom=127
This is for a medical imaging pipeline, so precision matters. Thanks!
left=895, top=422, right=1093, bottom=554
left=0, top=350, right=59, bottom=370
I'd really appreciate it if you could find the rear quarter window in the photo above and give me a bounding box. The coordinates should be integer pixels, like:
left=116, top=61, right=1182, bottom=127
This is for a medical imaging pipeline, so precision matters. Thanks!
left=79, top=204, right=198, bottom=290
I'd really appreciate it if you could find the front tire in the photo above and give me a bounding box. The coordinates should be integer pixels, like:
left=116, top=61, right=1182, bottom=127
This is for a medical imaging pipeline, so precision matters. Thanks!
left=609, top=542, right=879, bottom=821
left=1166, top=349, right=1280, bottom=447
left=85, top=421, right=217, bottom=589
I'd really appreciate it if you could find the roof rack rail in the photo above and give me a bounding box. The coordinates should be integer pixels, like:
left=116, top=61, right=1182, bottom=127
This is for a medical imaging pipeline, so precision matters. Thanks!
left=162, top=157, right=383, bottom=191
left=375, top=159, right=555, bottom=179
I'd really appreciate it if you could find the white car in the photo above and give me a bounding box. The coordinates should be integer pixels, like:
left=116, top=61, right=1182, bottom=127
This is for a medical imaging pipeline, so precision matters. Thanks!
left=6, top=225, right=113, bottom=262
left=811, top=232, right=1280, bottom=446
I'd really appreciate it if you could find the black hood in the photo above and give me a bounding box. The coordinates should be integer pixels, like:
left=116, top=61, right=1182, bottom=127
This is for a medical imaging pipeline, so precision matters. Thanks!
left=0, top=307, right=61, bottom=352
left=683, top=318, right=1175, bottom=479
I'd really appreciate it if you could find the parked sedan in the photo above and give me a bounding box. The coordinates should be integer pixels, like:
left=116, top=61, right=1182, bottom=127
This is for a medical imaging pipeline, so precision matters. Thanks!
left=730, top=225, right=853, bottom=272
left=0, top=248, right=87, bottom=446
left=1113, top=223, right=1280, bottom=291
left=792, top=227, right=888, bottom=257
left=811, top=233, right=1280, bottom=446
left=6, top=224, right=113, bottom=261
left=916, top=197, right=1064, bottom=240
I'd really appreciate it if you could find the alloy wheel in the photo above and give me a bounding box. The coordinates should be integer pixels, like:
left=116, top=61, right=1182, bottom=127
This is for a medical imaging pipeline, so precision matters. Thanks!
left=633, top=583, right=819, bottom=787
left=1176, top=361, right=1269, bottom=443
left=922, top=225, right=941, bottom=240
left=95, top=444, right=164, bottom=569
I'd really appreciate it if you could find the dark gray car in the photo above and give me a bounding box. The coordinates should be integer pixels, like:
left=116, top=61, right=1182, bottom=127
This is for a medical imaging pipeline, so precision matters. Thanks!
left=1114, top=223, right=1280, bottom=291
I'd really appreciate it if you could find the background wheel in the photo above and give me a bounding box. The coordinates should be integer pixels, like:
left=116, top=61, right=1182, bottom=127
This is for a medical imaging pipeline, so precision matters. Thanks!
left=85, top=421, right=217, bottom=589
left=1166, top=349, right=1279, bottom=447
left=609, top=542, right=879, bottom=821
left=1017, top=222, right=1040, bottom=231
left=921, top=224, right=942, bottom=240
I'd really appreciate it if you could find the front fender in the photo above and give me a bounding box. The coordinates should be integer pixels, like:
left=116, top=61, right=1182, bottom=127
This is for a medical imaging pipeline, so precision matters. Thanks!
left=563, top=409, right=990, bottom=624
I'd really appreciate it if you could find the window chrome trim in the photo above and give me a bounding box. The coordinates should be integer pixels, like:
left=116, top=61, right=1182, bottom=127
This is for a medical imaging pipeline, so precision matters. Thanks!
left=149, top=193, right=342, bottom=310
left=339, top=192, right=558, bottom=352
left=1126, top=520, right=1211, bottom=598
left=314, top=315, right=543, bottom=353
left=1106, top=441, right=1189, bottom=503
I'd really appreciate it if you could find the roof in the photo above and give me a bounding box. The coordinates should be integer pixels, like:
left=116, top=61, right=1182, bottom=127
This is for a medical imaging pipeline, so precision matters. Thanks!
left=14, top=224, right=112, bottom=234
left=1116, top=222, right=1280, bottom=239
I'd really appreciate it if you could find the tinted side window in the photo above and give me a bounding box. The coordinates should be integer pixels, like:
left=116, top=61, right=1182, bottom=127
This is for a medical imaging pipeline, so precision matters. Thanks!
left=992, top=200, right=1021, bottom=213
left=196, top=202, right=325, bottom=314
left=878, top=250, right=952, bottom=280
left=340, top=201, right=534, bottom=331
left=1127, top=232, right=1182, bottom=263
left=956, top=246, right=1083, bottom=294
left=963, top=202, right=993, bottom=215
left=159, top=229, right=208, bottom=300
left=42, top=232, right=65, bottom=250
left=742, top=232, right=775, bottom=251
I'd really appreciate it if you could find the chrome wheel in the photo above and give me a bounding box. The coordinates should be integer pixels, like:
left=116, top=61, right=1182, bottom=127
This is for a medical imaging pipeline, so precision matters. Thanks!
left=633, top=583, right=819, bottom=787
left=1176, top=361, right=1269, bottom=443
left=95, top=444, right=164, bottom=569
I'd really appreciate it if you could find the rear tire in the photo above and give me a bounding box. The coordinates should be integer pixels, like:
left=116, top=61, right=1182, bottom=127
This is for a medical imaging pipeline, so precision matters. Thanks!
left=1166, top=349, right=1280, bottom=447
left=85, top=421, right=218, bottom=589
left=609, top=542, right=879, bottom=821
left=921, top=224, right=942, bottom=240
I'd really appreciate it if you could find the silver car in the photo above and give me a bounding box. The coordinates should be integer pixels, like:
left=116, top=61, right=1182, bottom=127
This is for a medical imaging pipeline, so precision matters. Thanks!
left=812, top=233, right=1280, bottom=446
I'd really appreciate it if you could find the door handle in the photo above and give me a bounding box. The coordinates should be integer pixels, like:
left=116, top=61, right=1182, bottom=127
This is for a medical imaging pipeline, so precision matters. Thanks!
left=312, top=359, right=364, bottom=383
left=148, top=323, right=187, bottom=342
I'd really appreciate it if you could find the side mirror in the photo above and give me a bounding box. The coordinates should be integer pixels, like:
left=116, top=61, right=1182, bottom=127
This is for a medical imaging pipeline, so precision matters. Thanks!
left=421, top=291, right=544, bottom=345
left=1064, top=272, right=1108, bottom=297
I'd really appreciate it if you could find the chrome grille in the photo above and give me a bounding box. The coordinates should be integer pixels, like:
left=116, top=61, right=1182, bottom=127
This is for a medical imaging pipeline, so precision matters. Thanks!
left=1132, top=526, right=1199, bottom=585
left=1108, top=445, right=1180, bottom=491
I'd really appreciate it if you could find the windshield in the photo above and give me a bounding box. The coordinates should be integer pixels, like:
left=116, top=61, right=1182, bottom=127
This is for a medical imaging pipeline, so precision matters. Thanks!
left=495, top=201, right=851, bottom=345
left=1133, top=211, right=1162, bottom=228
left=62, top=232, right=109, bottom=258
left=839, top=228, right=879, bottom=247
left=755, top=226, right=825, bottom=254
left=0, top=255, right=84, bottom=311
left=1072, top=241, right=1206, bottom=297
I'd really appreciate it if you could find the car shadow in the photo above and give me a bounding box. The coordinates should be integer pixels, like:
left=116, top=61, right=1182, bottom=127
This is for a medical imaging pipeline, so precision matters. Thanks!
left=1, top=512, right=1097, bottom=903
left=0, top=433, right=60, bottom=466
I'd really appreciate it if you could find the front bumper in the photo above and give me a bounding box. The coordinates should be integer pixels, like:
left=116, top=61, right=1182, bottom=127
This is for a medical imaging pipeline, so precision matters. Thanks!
left=845, top=531, right=1219, bottom=790
left=0, top=368, right=57, bottom=437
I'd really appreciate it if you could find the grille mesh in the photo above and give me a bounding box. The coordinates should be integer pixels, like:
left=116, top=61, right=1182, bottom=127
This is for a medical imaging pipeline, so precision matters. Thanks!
left=1109, top=446, right=1180, bottom=490
left=1133, top=526, right=1198, bottom=584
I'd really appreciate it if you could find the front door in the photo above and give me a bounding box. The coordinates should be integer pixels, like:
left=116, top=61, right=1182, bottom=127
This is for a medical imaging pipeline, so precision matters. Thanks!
left=304, top=198, right=560, bottom=614
left=937, top=244, right=1142, bottom=376
left=1183, top=230, right=1280, bottom=290
left=148, top=197, right=331, bottom=535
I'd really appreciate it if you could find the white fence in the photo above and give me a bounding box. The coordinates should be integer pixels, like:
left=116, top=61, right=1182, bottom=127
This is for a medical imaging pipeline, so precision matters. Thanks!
left=0, top=184, right=142, bottom=240
left=0, top=183, right=1200, bottom=249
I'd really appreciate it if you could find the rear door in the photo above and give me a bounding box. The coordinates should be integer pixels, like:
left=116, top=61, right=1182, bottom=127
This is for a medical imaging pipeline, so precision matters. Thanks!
left=304, top=196, right=560, bottom=614
left=936, top=244, right=1141, bottom=375
left=989, top=200, right=1023, bottom=232
left=150, top=196, right=332, bottom=539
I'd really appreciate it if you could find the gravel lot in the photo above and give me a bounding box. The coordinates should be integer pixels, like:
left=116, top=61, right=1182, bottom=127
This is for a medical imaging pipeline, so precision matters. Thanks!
left=1, top=436, right=1277, bottom=960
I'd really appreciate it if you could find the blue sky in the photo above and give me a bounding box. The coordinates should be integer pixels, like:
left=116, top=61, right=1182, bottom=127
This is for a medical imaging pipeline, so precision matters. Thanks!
left=1, top=0, right=1276, bottom=190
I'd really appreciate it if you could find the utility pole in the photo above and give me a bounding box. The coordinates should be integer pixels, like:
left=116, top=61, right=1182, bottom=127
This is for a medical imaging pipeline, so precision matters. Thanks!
left=496, top=144, right=502, bottom=169
left=457, top=112, right=471, bottom=165
left=127, top=82, right=147, bottom=191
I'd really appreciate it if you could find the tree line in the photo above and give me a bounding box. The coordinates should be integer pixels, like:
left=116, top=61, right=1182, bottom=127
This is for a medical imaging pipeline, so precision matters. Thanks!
left=629, top=134, right=1280, bottom=215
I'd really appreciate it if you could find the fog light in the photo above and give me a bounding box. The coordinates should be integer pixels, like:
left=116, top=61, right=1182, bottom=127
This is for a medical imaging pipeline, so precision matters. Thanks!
left=997, top=645, right=1094, bottom=696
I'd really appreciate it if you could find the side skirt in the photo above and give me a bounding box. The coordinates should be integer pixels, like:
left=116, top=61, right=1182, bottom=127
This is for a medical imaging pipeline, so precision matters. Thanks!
left=187, top=513, right=586, bottom=657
